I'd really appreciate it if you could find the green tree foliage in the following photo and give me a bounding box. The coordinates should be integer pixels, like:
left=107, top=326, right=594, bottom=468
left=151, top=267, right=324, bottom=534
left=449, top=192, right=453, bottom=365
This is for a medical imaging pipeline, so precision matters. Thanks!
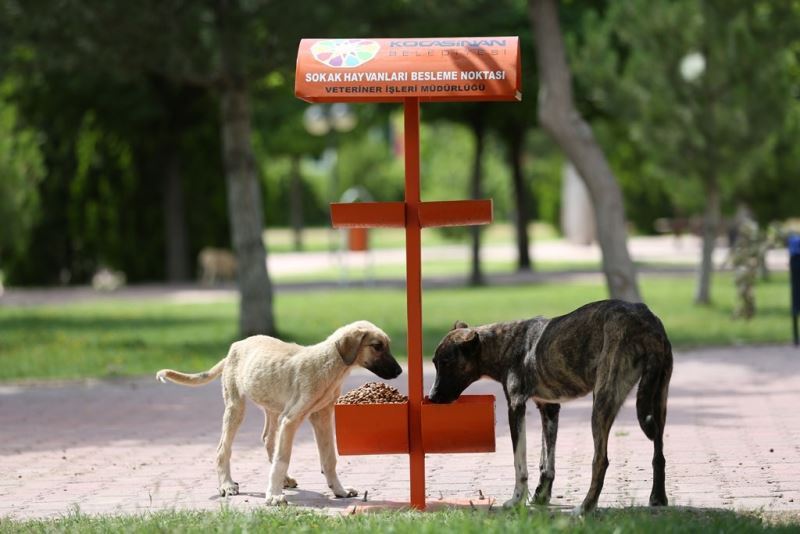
left=0, top=62, right=226, bottom=284
left=740, top=39, right=800, bottom=224
left=570, top=0, right=798, bottom=303
left=0, top=81, right=45, bottom=267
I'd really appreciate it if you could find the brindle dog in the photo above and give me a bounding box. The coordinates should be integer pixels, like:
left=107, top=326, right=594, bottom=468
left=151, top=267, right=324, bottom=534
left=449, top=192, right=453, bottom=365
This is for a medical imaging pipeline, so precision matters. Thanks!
left=428, top=299, right=673, bottom=514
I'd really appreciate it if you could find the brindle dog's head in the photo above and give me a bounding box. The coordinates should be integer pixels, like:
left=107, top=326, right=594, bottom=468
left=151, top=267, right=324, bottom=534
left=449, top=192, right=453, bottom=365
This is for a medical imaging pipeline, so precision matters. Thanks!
left=335, top=321, right=402, bottom=379
left=428, top=321, right=482, bottom=404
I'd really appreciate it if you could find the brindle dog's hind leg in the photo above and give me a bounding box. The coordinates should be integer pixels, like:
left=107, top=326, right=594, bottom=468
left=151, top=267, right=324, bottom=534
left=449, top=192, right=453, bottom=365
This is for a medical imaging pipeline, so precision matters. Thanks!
left=649, top=416, right=667, bottom=506
left=533, top=402, right=560, bottom=505
left=578, top=374, right=637, bottom=515
left=649, top=360, right=672, bottom=506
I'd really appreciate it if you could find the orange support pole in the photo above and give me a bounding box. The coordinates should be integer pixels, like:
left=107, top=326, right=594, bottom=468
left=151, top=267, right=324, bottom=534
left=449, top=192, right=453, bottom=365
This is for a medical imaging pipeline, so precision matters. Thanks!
left=404, top=97, right=425, bottom=510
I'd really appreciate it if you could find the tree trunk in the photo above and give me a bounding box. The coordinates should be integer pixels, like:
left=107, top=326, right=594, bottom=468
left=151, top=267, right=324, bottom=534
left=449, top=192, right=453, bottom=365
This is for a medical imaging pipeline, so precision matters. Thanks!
left=507, top=126, right=532, bottom=271
left=289, top=154, right=304, bottom=252
left=217, top=0, right=275, bottom=336
left=529, top=0, right=641, bottom=302
left=469, top=117, right=486, bottom=287
left=694, top=177, right=720, bottom=305
left=162, top=144, right=190, bottom=281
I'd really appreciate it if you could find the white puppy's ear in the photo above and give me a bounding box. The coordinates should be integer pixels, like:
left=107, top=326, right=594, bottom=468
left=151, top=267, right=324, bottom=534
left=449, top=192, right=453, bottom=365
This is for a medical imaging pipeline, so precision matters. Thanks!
left=336, top=329, right=367, bottom=366
left=453, top=320, right=469, bottom=330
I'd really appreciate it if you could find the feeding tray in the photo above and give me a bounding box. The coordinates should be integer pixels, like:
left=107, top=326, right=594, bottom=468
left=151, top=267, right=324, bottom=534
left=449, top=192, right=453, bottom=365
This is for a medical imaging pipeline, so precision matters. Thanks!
left=422, top=395, right=495, bottom=453
left=335, top=402, right=409, bottom=455
left=334, top=395, right=495, bottom=455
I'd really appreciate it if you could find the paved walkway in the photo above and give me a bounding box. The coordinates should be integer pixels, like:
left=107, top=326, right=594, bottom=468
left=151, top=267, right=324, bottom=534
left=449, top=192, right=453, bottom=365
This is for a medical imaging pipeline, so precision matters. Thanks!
left=1, top=345, right=799, bottom=519
left=0, top=236, right=789, bottom=307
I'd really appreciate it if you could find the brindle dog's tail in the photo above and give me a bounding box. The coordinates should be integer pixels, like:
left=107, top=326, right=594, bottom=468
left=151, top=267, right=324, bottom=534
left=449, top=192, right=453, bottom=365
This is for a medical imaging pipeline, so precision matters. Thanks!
left=636, top=330, right=673, bottom=441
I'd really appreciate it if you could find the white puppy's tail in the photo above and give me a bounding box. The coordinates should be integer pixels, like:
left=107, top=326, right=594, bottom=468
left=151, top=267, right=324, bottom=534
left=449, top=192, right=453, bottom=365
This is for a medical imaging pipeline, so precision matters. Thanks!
left=156, top=357, right=226, bottom=387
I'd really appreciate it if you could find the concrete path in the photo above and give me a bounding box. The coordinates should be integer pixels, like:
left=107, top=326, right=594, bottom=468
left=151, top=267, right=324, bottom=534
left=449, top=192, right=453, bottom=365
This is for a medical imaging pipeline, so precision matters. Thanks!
left=1, top=345, right=799, bottom=519
left=264, top=235, right=788, bottom=279
left=0, top=235, right=789, bottom=307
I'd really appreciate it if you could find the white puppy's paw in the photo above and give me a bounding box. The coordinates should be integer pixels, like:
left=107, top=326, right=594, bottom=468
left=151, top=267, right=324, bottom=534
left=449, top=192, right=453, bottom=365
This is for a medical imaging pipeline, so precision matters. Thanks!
left=283, top=475, right=298, bottom=489
left=219, top=481, right=239, bottom=497
left=571, top=504, right=586, bottom=517
left=266, top=493, right=288, bottom=506
left=330, top=480, right=358, bottom=498
left=333, top=487, right=358, bottom=498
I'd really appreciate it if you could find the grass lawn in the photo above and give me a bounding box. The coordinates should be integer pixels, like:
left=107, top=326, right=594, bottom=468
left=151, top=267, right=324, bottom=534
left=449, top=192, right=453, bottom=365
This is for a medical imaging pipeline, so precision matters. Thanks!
left=0, top=273, right=790, bottom=382
left=2, top=507, right=798, bottom=533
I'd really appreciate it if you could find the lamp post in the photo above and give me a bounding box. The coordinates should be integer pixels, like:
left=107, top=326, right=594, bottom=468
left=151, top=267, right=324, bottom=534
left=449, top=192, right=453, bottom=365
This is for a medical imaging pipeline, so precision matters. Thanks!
left=303, top=104, right=357, bottom=252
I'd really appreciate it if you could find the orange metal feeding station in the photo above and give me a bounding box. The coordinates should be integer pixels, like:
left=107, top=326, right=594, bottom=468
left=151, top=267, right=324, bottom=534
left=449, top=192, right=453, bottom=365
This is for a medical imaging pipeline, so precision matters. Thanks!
left=295, top=36, right=521, bottom=509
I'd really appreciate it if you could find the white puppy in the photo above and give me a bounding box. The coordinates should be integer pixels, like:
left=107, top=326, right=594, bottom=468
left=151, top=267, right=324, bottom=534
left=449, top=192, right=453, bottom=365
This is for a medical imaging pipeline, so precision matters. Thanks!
left=157, top=320, right=402, bottom=505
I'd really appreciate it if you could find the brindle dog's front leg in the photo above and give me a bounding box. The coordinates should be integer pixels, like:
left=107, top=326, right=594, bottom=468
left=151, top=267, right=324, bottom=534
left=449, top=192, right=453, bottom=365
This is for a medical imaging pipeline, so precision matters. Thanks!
left=532, top=402, right=560, bottom=505
left=503, top=395, right=529, bottom=507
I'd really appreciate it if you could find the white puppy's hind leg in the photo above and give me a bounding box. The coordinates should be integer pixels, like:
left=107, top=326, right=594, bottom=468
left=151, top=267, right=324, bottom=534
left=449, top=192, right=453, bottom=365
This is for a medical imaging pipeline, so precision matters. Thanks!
left=265, top=413, right=301, bottom=505
left=263, top=410, right=297, bottom=489
left=216, top=389, right=245, bottom=497
left=310, top=406, right=357, bottom=498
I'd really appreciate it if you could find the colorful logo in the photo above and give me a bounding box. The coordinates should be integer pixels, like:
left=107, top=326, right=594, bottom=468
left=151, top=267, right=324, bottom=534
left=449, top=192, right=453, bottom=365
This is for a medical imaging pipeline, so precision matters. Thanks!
left=311, top=39, right=380, bottom=68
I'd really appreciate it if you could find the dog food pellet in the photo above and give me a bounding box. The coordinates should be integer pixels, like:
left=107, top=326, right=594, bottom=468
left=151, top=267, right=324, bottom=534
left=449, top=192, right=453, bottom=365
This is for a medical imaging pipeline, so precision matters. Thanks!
left=337, top=382, right=407, bottom=404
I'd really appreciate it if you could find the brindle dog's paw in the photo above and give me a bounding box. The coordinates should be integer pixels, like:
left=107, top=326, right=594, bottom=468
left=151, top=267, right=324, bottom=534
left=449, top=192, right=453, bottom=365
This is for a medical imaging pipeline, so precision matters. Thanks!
left=266, top=493, right=288, bottom=506
left=531, top=491, right=551, bottom=506
left=572, top=504, right=597, bottom=516
left=219, top=481, right=239, bottom=497
left=284, top=475, right=298, bottom=489
left=503, top=488, right=529, bottom=508
left=649, top=494, right=668, bottom=507
left=532, top=481, right=552, bottom=505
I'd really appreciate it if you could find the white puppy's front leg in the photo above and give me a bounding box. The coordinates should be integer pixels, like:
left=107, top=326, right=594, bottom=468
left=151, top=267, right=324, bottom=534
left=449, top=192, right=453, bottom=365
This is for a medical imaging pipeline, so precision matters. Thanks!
left=503, top=400, right=529, bottom=508
left=266, top=413, right=301, bottom=505
left=310, top=406, right=357, bottom=498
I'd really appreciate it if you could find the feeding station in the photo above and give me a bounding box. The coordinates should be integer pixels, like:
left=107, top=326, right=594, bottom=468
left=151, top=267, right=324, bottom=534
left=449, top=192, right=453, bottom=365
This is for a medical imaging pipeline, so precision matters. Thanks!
left=295, top=36, right=521, bottom=509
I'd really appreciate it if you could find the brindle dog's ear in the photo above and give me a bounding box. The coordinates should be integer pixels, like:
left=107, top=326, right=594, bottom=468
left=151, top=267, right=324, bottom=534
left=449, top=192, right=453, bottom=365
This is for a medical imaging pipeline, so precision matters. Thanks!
left=336, top=329, right=367, bottom=366
left=462, top=329, right=480, bottom=355
left=453, top=320, right=469, bottom=330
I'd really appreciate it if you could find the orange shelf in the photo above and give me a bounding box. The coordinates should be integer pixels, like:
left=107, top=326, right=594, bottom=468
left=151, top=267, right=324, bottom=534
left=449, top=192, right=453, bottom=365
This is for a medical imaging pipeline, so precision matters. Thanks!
left=330, top=202, right=406, bottom=228
left=335, top=402, right=409, bottom=455
left=418, top=200, right=493, bottom=228
left=421, top=395, right=496, bottom=453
